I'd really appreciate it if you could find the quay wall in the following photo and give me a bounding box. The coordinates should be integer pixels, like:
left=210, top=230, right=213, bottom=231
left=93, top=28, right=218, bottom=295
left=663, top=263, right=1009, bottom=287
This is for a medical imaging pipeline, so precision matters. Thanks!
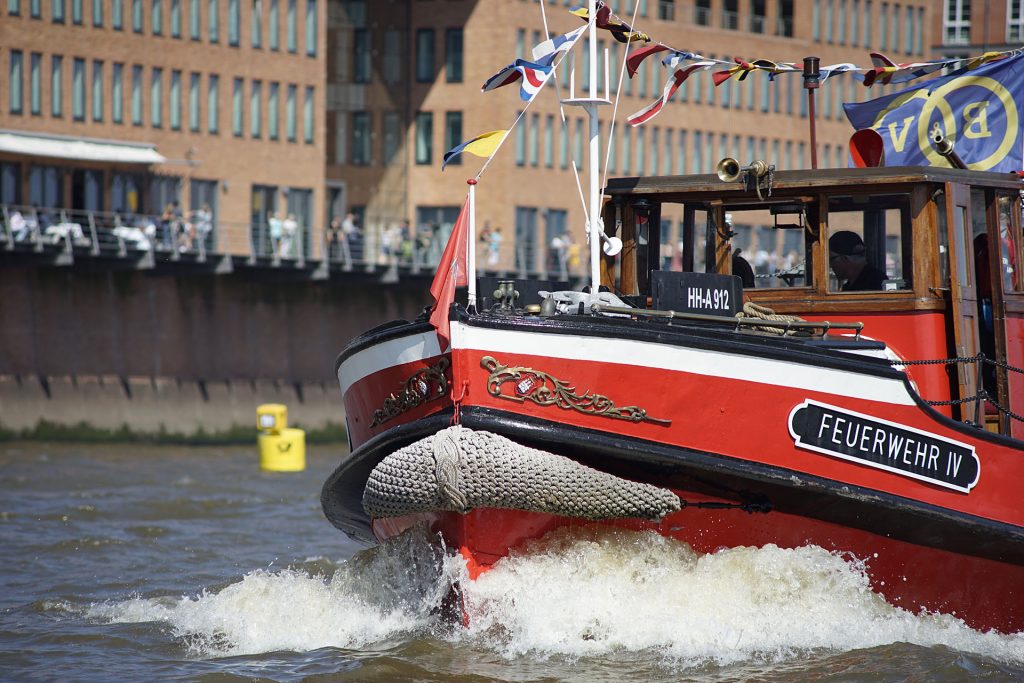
left=0, top=266, right=430, bottom=439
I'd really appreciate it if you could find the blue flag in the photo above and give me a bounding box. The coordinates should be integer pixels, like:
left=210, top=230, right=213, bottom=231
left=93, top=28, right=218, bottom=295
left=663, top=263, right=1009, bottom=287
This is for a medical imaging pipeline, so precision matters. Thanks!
left=843, top=54, right=1024, bottom=172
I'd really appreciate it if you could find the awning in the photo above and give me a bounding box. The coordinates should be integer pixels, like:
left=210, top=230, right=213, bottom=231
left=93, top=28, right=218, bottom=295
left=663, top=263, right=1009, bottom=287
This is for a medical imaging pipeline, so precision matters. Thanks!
left=0, top=129, right=166, bottom=164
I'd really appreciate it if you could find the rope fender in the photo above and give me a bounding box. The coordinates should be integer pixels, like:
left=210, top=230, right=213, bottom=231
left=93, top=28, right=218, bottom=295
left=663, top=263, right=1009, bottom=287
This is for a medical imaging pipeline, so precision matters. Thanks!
left=363, top=426, right=683, bottom=522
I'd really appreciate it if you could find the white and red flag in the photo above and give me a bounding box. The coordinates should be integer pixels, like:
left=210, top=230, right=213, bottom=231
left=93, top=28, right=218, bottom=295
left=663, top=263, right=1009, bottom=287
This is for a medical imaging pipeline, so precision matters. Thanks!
left=429, top=196, right=470, bottom=351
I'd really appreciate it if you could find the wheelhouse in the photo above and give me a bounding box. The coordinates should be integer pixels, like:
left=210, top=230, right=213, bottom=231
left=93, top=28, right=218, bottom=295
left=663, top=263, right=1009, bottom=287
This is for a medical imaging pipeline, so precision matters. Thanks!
left=602, top=166, right=1024, bottom=438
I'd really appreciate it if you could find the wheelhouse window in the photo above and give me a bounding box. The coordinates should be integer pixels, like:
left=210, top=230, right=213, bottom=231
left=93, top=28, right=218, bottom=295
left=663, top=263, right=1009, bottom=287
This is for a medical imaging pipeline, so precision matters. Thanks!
left=827, top=194, right=912, bottom=292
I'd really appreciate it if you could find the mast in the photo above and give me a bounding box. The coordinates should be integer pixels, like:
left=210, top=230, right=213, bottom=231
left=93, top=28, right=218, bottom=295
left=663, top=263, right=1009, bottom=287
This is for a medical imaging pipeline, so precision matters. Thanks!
left=564, top=0, right=609, bottom=304
left=586, top=0, right=601, bottom=301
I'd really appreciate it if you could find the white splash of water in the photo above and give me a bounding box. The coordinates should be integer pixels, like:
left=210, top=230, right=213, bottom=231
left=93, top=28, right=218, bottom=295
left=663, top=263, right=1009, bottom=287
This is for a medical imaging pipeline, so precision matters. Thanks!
left=89, top=525, right=1024, bottom=665
left=458, top=527, right=1024, bottom=666
left=88, top=526, right=452, bottom=656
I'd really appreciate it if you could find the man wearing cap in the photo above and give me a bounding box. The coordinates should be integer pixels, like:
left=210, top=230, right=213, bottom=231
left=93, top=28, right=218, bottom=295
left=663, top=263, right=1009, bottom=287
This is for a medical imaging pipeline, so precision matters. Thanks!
left=829, top=231, right=888, bottom=291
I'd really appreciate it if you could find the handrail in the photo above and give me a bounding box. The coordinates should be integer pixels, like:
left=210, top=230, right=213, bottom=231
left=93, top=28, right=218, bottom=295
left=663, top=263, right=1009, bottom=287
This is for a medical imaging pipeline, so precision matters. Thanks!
left=591, top=303, right=865, bottom=338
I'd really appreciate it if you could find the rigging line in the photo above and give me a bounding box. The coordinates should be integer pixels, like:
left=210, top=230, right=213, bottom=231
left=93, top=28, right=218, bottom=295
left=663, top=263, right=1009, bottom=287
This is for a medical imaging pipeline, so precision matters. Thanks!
left=601, top=0, right=643, bottom=194
left=475, top=13, right=580, bottom=183
left=539, top=0, right=590, bottom=225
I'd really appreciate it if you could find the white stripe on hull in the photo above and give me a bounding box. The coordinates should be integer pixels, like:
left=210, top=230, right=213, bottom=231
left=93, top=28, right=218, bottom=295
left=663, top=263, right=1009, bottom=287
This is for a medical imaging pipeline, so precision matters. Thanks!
left=338, top=331, right=441, bottom=395
left=339, top=322, right=915, bottom=406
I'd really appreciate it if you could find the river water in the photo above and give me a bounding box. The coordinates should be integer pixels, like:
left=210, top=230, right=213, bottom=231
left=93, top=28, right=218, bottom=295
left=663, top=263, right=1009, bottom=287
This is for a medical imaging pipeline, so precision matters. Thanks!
left=2, top=442, right=1023, bottom=682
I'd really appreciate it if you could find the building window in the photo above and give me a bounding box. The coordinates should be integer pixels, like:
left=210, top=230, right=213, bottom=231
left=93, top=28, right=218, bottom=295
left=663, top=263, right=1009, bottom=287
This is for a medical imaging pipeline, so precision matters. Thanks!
left=560, top=117, right=569, bottom=169
left=892, top=3, right=900, bottom=52
left=71, top=0, right=81, bottom=23
left=694, top=0, right=709, bottom=25
left=131, top=0, right=141, bottom=31
left=415, top=111, right=432, bottom=164
left=515, top=111, right=525, bottom=166
left=152, top=0, right=161, bottom=33
left=382, top=28, right=400, bottom=83
left=621, top=126, right=631, bottom=173
left=286, top=0, right=295, bottom=52
left=208, top=0, right=217, bottom=41
left=529, top=113, right=539, bottom=166
left=231, top=76, right=242, bottom=135
left=902, top=4, right=911, bottom=53
left=777, top=0, right=793, bottom=36
left=171, top=0, right=180, bottom=35
left=227, top=0, right=238, bottom=44
left=544, top=114, right=553, bottom=168
left=151, top=66, right=162, bottom=127
left=353, top=28, right=370, bottom=82
left=131, top=64, right=143, bottom=124
left=9, top=0, right=20, bottom=15
left=880, top=2, right=888, bottom=48
left=112, top=0, right=122, bottom=26
left=268, top=0, right=277, bottom=48
left=189, top=0, right=198, bottom=37
left=825, top=0, right=833, bottom=43
left=721, top=0, right=737, bottom=28
left=351, top=111, right=370, bottom=164
left=31, top=0, right=40, bottom=16
left=863, top=0, right=872, bottom=46
left=382, top=111, right=400, bottom=164
left=9, top=51, right=23, bottom=115
left=249, top=79, right=260, bottom=136
left=170, top=69, right=181, bottom=129
left=29, top=53, right=41, bottom=115
left=72, top=57, right=85, bottom=120
left=91, top=60, right=103, bottom=121
left=750, top=0, right=765, bottom=31
left=267, top=81, right=278, bottom=139
left=285, top=83, right=295, bottom=141
left=445, top=28, right=462, bottom=83
left=838, top=0, right=847, bottom=45
left=53, top=0, right=65, bottom=21
left=188, top=72, right=199, bottom=130
left=658, top=0, right=674, bottom=20
left=440, top=110, right=461, bottom=166
left=92, top=0, right=102, bottom=24
left=1010, top=0, right=1023, bottom=41
left=677, top=130, right=687, bottom=174
left=416, top=28, right=434, bottom=82
left=250, top=0, right=261, bottom=46
left=812, top=0, right=820, bottom=40
left=636, top=128, right=646, bottom=176
left=207, top=73, right=218, bottom=132
left=304, top=0, right=315, bottom=55
left=302, top=86, right=312, bottom=143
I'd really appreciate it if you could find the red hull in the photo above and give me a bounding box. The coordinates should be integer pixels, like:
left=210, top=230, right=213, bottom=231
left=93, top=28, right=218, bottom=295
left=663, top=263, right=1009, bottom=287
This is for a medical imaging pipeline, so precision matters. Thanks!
left=331, top=319, right=1024, bottom=635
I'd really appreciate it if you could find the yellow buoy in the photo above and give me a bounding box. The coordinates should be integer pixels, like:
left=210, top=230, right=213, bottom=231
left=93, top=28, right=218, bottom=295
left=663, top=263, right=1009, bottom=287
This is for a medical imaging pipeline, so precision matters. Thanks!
left=257, top=403, right=306, bottom=472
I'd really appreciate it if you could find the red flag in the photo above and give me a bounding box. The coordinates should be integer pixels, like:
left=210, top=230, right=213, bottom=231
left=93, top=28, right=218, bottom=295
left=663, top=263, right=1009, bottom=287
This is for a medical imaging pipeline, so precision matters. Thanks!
left=429, top=197, right=470, bottom=350
left=626, top=44, right=669, bottom=78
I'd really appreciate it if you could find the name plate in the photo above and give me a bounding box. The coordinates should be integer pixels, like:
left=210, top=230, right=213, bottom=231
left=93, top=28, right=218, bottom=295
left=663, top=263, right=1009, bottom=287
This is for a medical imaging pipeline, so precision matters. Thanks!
left=788, top=399, right=980, bottom=493
left=652, top=271, right=741, bottom=318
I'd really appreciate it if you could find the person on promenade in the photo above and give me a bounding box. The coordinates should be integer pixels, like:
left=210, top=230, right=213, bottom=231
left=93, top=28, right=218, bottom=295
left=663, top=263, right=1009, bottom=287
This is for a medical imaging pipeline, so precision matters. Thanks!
left=281, top=213, right=298, bottom=258
left=488, top=226, right=502, bottom=266
left=159, top=203, right=176, bottom=250
left=193, top=204, right=213, bottom=250
left=342, top=212, right=361, bottom=261
left=268, top=211, right=283, bottom=258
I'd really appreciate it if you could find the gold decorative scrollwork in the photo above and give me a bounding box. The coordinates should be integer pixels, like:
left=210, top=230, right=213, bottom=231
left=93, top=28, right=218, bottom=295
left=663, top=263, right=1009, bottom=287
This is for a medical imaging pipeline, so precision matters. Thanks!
left=370, top=358, right=451, bottom=427
left=480, top=356, right=671, bottom=426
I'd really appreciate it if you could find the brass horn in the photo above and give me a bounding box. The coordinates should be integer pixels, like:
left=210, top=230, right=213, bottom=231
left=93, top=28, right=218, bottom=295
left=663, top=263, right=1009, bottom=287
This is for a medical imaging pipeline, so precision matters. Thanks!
left=717, top=158, right=772, bottom=183
left=716, top=158, right=775, bottom=199
left=716, top=157, right=741, bottom=182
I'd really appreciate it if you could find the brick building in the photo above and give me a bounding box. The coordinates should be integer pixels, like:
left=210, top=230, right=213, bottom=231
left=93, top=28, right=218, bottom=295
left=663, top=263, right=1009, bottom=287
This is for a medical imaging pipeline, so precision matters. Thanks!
left=0, top=0, right=326, bottom=258
left=326, top=0, right=935, bottom=277
left=933, top=0, right=1024, bottom=58
left=1, top=0, right=948, bottom=271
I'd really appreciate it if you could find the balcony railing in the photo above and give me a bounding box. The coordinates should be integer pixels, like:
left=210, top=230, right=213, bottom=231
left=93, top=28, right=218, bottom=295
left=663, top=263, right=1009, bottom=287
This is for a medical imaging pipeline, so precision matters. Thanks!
left=1, top=203, right=587, bottom=282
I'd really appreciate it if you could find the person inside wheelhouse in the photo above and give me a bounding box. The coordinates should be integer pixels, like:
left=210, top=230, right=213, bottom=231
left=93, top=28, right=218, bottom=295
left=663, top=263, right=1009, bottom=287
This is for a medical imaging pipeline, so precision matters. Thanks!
left=828, top=231, right=888, bottom=291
